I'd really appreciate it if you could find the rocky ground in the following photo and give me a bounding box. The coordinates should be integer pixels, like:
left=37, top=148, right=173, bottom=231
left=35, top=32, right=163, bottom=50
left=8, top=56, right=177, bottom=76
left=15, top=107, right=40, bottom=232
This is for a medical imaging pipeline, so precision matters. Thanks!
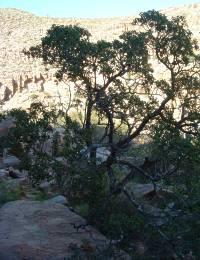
left=0, top=200, right=107, bottom=259
left=0, top=164, right=132, bottom=259
left=0, top=160, right=180, bottom=259
left=0, top=115, right=181, bottom=259
left=0, top=118, right=182, bottom=259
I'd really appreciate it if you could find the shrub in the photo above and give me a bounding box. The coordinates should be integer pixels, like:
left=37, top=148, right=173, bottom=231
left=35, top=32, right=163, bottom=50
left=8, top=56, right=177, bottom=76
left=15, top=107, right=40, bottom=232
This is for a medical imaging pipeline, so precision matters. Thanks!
left=0, top=181, right=22, bottom=205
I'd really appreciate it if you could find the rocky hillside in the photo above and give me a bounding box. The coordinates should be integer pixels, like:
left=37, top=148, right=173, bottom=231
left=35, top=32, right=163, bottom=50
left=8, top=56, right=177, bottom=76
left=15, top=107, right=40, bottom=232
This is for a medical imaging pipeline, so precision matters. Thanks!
left=0, top=3, right=200, bottom=110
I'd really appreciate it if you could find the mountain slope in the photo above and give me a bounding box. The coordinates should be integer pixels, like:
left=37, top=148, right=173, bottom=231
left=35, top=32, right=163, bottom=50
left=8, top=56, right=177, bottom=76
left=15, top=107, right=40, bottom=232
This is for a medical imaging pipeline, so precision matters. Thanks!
left=0, top=4, right=200, bottom=110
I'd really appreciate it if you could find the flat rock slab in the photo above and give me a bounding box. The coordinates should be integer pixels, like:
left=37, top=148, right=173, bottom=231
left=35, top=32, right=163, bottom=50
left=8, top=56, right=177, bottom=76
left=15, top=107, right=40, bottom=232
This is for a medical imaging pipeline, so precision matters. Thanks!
left=0, top=200, right=110, bottom=259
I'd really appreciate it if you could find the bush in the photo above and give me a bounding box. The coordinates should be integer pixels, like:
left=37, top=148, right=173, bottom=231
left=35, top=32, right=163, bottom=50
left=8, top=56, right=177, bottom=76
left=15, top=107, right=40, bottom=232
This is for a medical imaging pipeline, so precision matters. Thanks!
left=0, top=181, right=22, bottom=205
left=65, top=163, right=109, bottom=216
left=0, top=103, right=59, bottom=185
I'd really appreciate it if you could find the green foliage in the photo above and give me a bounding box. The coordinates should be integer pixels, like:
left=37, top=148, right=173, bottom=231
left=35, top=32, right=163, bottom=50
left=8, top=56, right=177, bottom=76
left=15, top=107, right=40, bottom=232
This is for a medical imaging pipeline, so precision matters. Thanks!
left=52, top=130, right=60, bottom=157
left=62, top=115, right=86, bottom=160
left=6, top=102, right=56, bottom=158
left=0, top=181, right=21, bottom=205
left=151, top=122, right=200, bottom=257
left=25, top=9, right=200, bottom=153
left=28, top=152, right=53, bottom=185
left=100, top=210, right=145, bottom=241
left=34, top=190, right=50, bottom=201
left=152, top=121, right=200, bottom=182
left=0, top=103, right=58, bottom=184
left=66, top=164, right=108, bottom=215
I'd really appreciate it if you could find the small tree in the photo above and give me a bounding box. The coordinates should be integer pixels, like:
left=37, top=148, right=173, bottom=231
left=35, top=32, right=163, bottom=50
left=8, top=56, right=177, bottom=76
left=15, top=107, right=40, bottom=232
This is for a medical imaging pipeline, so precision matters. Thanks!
left=3, top=102, right=57, bottom=183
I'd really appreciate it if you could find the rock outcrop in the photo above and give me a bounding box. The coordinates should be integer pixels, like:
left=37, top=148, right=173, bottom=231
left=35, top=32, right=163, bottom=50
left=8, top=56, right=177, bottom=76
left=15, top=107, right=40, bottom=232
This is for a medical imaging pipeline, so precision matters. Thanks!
left=0, top=200, right=113, bottom=259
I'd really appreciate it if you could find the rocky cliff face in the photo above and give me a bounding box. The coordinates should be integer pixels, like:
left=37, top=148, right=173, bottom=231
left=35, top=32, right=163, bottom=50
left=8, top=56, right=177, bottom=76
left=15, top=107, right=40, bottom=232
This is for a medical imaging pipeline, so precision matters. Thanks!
left=0, top=4, right=200, bottom=110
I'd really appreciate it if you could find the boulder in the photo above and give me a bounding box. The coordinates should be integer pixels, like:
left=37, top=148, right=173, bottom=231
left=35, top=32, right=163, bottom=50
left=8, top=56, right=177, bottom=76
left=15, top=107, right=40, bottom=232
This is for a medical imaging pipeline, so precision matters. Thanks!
left=38, top=181, right=52, bottom=193
left=0, top=200, right=128, bottom=259
left=47, top=195, right=68, bottom=205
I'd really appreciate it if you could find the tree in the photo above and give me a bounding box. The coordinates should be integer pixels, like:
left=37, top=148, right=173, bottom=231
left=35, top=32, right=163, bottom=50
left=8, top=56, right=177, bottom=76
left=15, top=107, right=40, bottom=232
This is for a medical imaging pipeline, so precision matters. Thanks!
left=25, top=10, right=200, bottom=183
left=25, top=10, right=200, bottom=257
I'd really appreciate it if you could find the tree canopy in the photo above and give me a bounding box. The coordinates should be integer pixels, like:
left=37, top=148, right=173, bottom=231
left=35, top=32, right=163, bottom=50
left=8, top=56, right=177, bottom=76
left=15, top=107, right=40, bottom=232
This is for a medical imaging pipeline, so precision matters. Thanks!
left=25, top=9, right=200, bottom=185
